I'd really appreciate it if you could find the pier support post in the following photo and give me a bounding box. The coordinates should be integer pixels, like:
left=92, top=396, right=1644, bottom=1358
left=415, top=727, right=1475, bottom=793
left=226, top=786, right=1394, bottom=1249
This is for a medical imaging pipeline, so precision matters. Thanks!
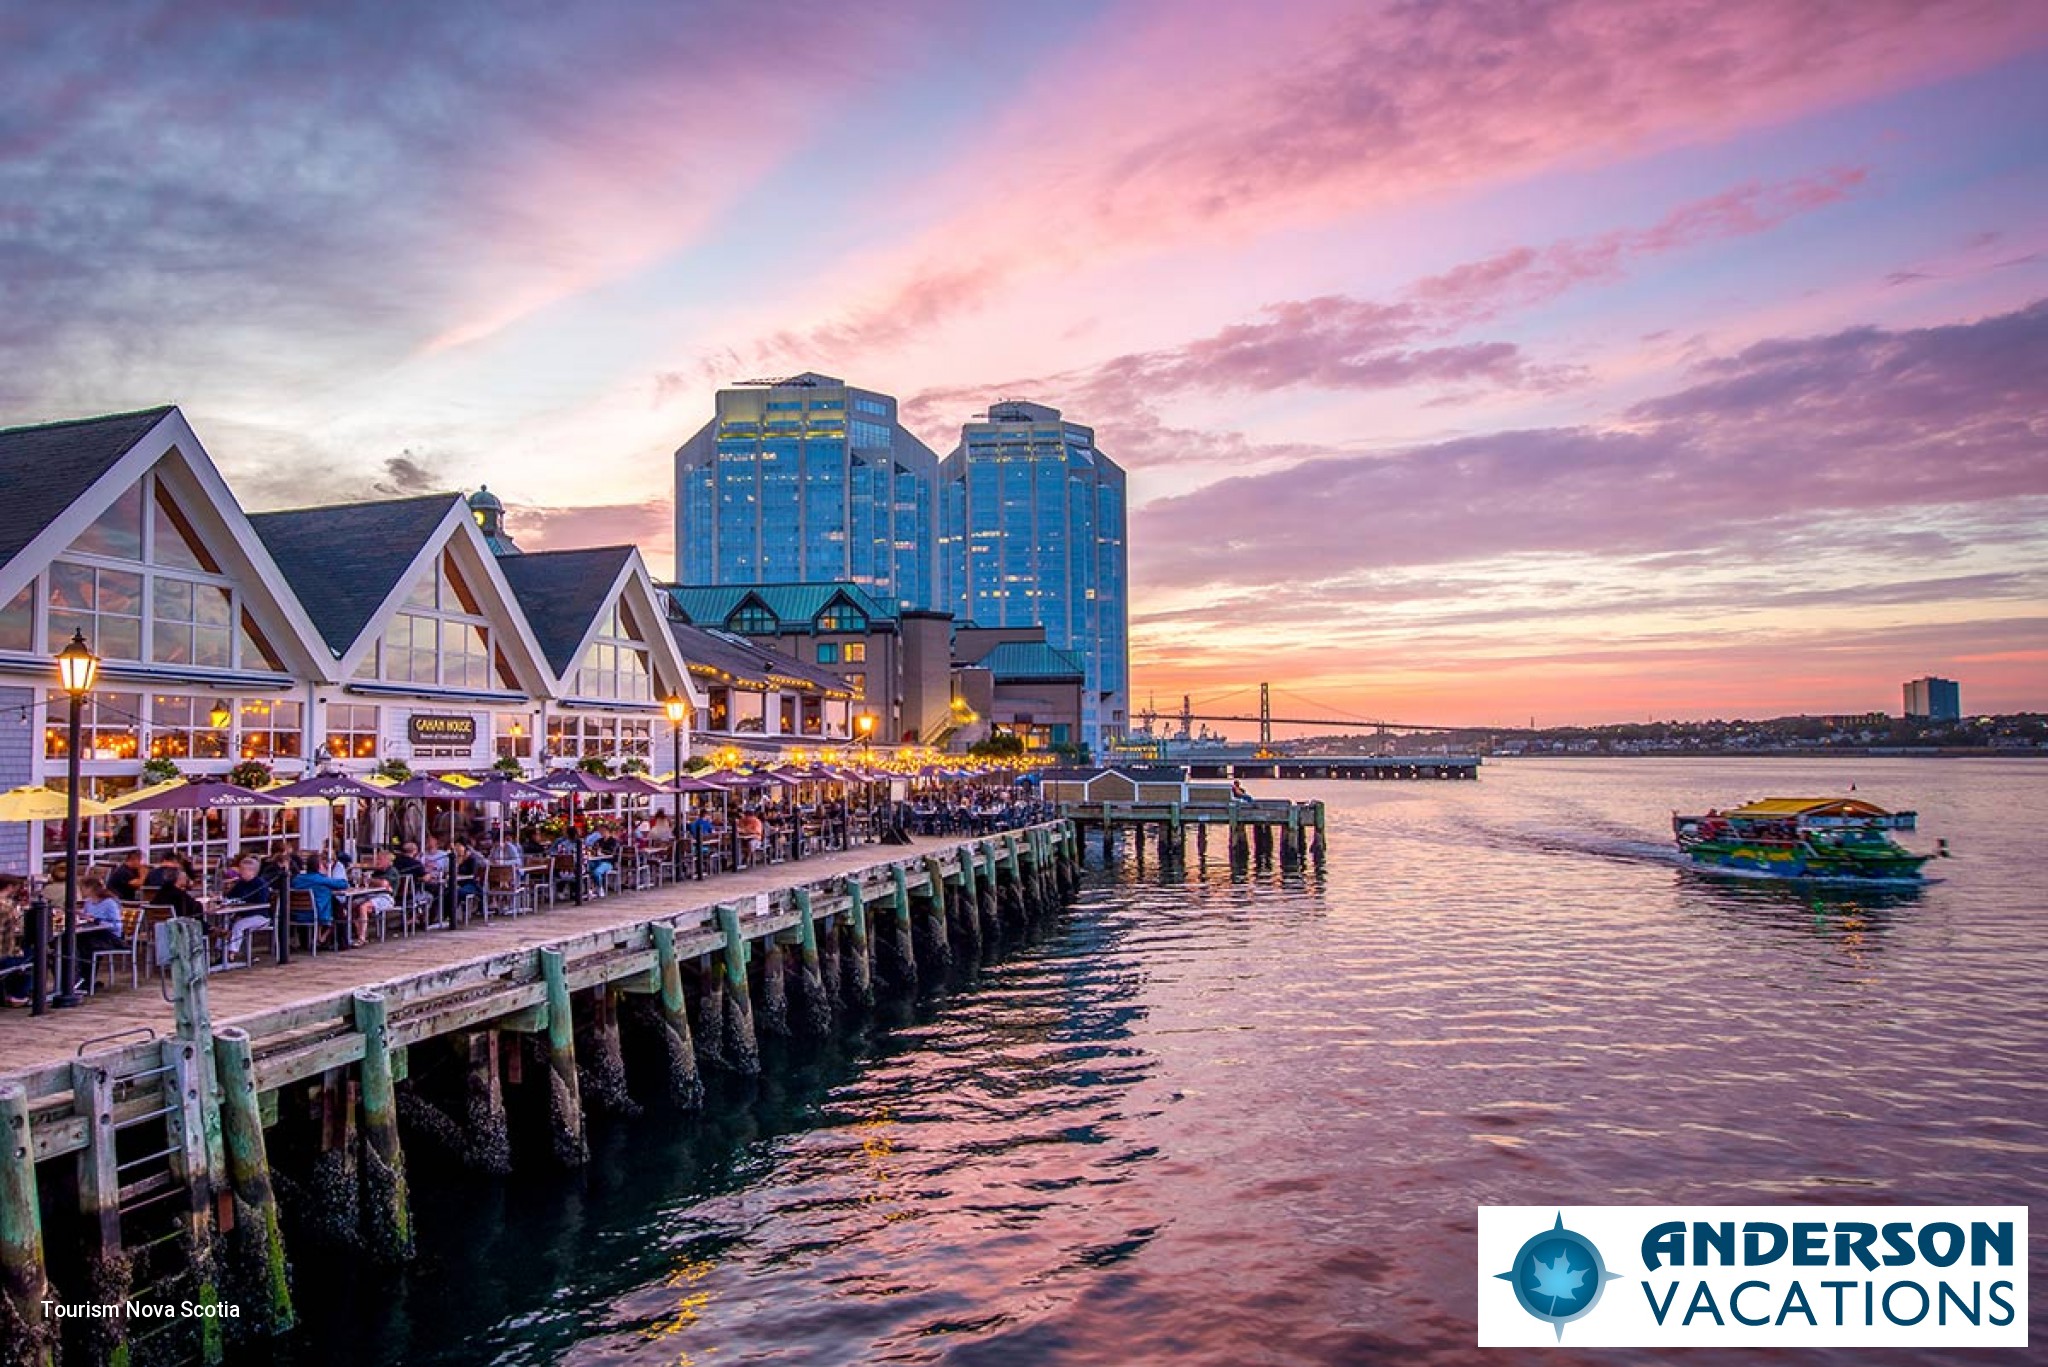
left=1285, top=806, right=1302, bottom=868
left=214, top=1029, right=294, bottom=1337
left=792, top=889, right=834, bottom=1037
left=692, top=955, right=727, bottom=1073
left=942, top=854, right=981, bottom=962
left=71, top=1060, right=129, bottom=1363
left=307, top=1069, right=363, bottom=1251
left=915, top=857, right=953, bottom=978
left=1196, top=821, right=1209, bottom=864
left=880, top=867, right=919, bottom=992
left=840, top=880, right=875, bottom=1011
left=352, top=991, right=414, bottom=1264
left=978, top=845, right=1001, bottom=943
left=999, top=837, right=1025, bottom=922
left=540, top=948, right=589, bottom=1166
left=1229, top=808, right=1247, bottom=867
left=1252, top=823, right=1273, bottom=863
left=1312, top=802, right=1327, bottom=863
left=459, top=1032, right=514, bottom=1173
left=0, top=1084, right=54, bottom=1367
left=714, top=906, right=762, bottom=1076
left=759, top=936, right=792, bottom=1039
left=580, top=986, right=640, bottom=1118
left=649, top=926, right=705, bottom=1109
left=162, top=1036, right=225, bottom=1363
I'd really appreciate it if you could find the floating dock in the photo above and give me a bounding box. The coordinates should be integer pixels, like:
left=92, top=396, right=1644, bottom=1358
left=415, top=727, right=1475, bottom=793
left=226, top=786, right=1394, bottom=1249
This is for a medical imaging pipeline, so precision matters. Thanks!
left=0, top=822, right=1081, bottom=1367
left=1064, top=797, right=1327, bottom=868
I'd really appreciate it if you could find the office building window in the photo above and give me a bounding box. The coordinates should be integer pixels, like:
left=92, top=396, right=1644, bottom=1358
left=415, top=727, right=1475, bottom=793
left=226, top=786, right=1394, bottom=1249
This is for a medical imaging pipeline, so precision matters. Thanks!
left=817, top=643, right=839, bottom=665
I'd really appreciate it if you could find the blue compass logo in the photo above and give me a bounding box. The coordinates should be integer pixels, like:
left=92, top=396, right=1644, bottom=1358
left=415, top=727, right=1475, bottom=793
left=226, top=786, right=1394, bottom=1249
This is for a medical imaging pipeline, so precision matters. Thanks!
left=1494, top=1213, right=1621, bottom=1340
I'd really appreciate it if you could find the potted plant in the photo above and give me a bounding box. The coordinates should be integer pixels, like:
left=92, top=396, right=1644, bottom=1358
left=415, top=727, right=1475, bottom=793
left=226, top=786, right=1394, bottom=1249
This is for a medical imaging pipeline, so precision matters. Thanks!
left=491, top=754, right=525, bottom=778
left=576, top=754, right=614, bottom=779
left=373, top=757, right=413, bottom=783
left=228, top=759, right=273, bottom=789
left=619, top=756, right=650, bottom=776
left=141, top=756, right=182, bottom=785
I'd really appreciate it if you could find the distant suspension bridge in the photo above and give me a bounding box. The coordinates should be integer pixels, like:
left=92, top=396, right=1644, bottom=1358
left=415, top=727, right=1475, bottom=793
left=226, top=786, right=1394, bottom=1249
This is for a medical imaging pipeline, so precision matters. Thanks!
left=1137, top=683, right=1528, bottom=746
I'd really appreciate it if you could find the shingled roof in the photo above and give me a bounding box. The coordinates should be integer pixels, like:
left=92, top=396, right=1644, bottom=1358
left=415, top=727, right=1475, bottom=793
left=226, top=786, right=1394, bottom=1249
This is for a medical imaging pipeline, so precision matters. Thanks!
left=669, top=621, right=852, bottom=695
left=972, top=640, right=1086, bottom=682
left=496, top=546, right=634, bottom=676
left=0, top=406, right=175, bottom=571
left=248, top=494, right=460, bottom=656
left=665, top=581, right=895, bottom=630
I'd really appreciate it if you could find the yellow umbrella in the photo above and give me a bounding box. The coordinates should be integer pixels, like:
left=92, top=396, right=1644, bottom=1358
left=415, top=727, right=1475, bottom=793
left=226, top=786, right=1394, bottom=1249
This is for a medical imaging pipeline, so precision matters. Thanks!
left=106, top=777, right=189, bottom=811
left=257, top=778, right=327, bottom=810
left=0, top=785, right=114, bottom=820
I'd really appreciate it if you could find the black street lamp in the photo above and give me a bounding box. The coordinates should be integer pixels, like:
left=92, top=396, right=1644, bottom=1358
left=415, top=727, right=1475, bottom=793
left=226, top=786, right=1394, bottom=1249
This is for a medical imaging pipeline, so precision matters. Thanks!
left=51, top=629, right=100, bottom=1010
left=854, top=712, right=876, bottom=844
left=664, top=693, right=690, bottom=882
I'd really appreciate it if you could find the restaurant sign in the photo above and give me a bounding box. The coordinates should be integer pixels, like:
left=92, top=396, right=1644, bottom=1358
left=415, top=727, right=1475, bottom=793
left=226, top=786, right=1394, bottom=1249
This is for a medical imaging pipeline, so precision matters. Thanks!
left=407, top=713, right=478, bottom=755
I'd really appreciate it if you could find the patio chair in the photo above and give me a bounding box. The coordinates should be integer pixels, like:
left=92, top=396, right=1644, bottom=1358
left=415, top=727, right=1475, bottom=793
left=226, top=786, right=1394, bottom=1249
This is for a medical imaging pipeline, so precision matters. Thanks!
left=482, top=864, right=533, bottom=922
left=88, top=903, right=147, bottom=993
left=284, top=888, right=325, bottom=956
left=218, top=902, right=277, bottom=971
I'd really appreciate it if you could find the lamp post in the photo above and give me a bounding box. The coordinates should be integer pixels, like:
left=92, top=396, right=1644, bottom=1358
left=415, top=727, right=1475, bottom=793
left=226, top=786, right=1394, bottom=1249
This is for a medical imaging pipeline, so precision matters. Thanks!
left=52, top=630, right=100, bottom=1010
left=664, top=693, right=690, bottom=882
left=854, top=713, right=876, bottom=844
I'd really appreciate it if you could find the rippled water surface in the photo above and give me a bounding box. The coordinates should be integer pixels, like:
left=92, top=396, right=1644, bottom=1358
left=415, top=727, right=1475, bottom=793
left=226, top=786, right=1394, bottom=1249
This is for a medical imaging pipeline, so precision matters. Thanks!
left=300, top=758, right=2048, bottom=1365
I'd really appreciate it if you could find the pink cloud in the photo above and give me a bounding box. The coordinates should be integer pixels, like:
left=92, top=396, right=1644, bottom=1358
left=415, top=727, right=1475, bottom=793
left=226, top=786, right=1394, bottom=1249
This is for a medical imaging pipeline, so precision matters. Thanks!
left=731, top=0, right=2043, bottom=368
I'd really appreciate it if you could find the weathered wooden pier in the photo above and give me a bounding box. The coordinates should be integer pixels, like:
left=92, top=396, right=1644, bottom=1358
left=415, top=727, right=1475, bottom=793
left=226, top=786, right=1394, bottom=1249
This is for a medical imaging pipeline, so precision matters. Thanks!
left=1186, top=756, right=1480, bottom=781
left=0, top=821, right=1080, bottom=1367
left=1066, top=797, right=1327, bottom=870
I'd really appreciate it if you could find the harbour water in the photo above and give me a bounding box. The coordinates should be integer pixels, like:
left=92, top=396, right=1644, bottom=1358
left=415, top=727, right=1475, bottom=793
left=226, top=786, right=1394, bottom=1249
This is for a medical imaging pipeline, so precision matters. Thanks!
left=296, top=757, right=2047, bottom=1364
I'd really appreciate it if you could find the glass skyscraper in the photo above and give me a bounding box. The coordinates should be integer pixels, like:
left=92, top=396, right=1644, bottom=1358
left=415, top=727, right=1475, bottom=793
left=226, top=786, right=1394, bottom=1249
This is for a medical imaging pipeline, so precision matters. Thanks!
left=674, top=373, right=938, bottom=610
left=939, top=401, right=1128, bottom=750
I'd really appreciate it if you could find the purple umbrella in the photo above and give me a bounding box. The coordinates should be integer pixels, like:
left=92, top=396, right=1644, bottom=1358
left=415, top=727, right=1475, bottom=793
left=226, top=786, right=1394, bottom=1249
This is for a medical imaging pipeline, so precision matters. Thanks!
left=388, top=775, right=473, bottom=800
left=534, top=769, right=628, bottom=795
left=115, top=779, right=282, bottom=811
left=608, top=774, right=670, bottom=797
left=460, top=776, right=557, bottom=804
left=266, top=773, right=392, bottom=802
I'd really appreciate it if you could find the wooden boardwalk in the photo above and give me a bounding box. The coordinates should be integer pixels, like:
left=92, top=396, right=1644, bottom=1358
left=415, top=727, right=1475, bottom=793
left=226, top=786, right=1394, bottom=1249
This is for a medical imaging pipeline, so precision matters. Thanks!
left=0, top=835, right=958, bottom=1083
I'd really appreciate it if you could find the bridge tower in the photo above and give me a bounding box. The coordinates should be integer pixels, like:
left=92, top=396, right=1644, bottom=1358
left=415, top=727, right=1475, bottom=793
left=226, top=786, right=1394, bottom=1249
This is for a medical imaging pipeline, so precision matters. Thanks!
left=1259, top=682, right=1271, bottom=747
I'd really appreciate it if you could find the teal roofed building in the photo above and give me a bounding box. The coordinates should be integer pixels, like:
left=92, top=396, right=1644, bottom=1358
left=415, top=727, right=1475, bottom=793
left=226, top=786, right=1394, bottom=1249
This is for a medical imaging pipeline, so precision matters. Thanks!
left=660, top=579, right=955, bottom=748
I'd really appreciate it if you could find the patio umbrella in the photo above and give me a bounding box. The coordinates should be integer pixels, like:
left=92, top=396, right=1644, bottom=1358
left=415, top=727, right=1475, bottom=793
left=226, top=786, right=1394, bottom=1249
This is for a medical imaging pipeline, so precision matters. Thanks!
left=0, top=785, right=113, bottom=821
left=461, top=776, right=556, bottom=804
left=111, top=779, right=282, bottom=811
left=266, top=773, right=397, bottom=857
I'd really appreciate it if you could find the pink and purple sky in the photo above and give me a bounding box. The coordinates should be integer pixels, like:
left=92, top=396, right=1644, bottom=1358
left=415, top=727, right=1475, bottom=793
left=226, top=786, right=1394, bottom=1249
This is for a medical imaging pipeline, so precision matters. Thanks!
left=4, top=0, right=2045, bottom=726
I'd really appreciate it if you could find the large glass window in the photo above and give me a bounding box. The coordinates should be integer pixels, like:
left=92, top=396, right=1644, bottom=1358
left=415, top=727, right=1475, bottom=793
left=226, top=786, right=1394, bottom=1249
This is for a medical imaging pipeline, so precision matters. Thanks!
left=370, top=552, right=493, bottom=690
left=326, top=703, right=380, bottom=760
left=43, top=472, right=277, bottom=672
left=146, top=694, right=231, bottom=761
left=236, top=699, right=303, bottom=760
left=571, top=601, right=653, bottom=701
left=45, top=690, right=143, bottom=762
left=728, top=604, right=777, bottom=634
left=0, top=582, right=34, bottom=652
left=493, top=711, right=534, bottom=759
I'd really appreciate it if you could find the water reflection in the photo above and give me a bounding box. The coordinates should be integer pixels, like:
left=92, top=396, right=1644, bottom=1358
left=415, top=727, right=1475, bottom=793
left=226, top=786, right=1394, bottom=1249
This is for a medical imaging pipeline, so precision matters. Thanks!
left=1680, top=868, right=1924, bottom=951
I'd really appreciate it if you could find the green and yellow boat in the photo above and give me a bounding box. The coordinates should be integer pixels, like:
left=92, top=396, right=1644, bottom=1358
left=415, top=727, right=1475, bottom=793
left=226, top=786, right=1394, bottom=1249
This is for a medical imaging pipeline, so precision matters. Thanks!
left=1672, top=797, right=1934, bottom=884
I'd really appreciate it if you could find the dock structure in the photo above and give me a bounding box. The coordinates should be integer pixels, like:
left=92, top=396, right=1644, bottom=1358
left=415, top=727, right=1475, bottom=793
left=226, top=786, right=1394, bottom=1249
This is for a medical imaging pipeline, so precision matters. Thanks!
left=1065, top=797, right=1326, bottom=871
left=0, top=821, right=1079, bottom=1367
left=1186, top=756, right=1479, bottom=781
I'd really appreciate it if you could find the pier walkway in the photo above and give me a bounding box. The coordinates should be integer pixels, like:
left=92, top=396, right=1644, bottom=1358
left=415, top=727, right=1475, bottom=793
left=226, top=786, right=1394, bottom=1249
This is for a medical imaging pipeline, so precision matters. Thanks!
left=0, top=834, right=962, bottom=1084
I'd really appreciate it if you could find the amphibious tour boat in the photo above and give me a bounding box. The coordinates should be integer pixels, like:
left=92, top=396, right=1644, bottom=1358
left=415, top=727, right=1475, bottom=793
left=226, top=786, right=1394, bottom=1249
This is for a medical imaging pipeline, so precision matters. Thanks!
left=1672, top=797, right=1935, bottom=884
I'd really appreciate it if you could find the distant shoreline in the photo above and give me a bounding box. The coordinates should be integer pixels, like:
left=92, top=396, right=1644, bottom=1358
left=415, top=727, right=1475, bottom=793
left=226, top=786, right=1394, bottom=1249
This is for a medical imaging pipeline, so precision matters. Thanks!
left=1482, top=749, right=2047, bottom=760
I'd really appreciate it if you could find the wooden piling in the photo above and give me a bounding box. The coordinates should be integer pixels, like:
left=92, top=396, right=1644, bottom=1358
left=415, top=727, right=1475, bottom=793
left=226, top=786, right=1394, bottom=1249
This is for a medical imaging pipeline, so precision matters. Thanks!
left=792, top=889, right=834, bottom=1036
left=648, top=926, right=705, bottom=1109
left=840, top=880, right=876, bottom=1011
left=0, top=1083, right=54, bottom=1367
left=459, top=1031, right=514, bottom=1172
left=692, top=955, right=728, bottom=1073
left=713, top=905, right=761, bottom=1076
left=580, top=985, right=640, bottom=1118
left=214, top=1029, right=294, bottom=1337
left=758, top=936, right=792, bottom=1038
left=880, top=866, right=919, bottom=991
left=72, top=1059, right=132, bottom=1363
left=916, top=857, right=953, bottom=977
left=352, top=991, right=413, bottom=1263
left=540, top=948, right=589, bottom=1166
left=1312, top=801, right=1327, bottom=862
left=160, top=1035, right=226, bottom=1362
left=1285, top=806, right=1302, bottom=867
left=978, top=845, right=1001, bottom=942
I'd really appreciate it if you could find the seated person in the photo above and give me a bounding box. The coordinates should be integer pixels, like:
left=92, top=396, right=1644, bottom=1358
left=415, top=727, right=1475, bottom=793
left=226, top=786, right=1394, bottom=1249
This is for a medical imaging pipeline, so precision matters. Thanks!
left=148, top=864, right=207, bottom=920
left=220, top=856, right=281, bottom=960
left=70, top=877, right=128, bottom=963
left=106, top=850, right=146, bottom=902
left=447, top=839, right=485, bottom=921
left=488, top=829, right=522, bottom=865
left=288, top=862, right=350, bottom=935
left=350, top=860, right=396, bottom=942
left=581, top=828, right=616, bottom=894
left=735, top=809, right=765, bottom=865
left=142, top=851, right=190, bottom=894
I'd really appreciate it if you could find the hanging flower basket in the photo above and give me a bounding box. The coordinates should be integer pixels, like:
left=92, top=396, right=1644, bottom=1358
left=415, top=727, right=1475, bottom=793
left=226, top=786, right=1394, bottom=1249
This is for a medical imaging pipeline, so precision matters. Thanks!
left=576, top=754, right=615, bottom=778
left=619, top=756, right=650, bottom=776
left=228, top=759, right=273, bottom=789
left=141, top=756, right=183, bottom=785
left=491, top=755, right=524, bottom=778
left=373, top=757, right=414, bottom=783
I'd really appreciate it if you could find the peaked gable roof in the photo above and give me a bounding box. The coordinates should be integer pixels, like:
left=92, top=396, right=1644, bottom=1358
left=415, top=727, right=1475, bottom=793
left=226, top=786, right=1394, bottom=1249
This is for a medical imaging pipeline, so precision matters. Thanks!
left=498, top=546, right=636, bottom=675
left=665, top=581, right=895, bottom=630
left=249, top=494, right=458, bottom=656
left=670, top=621, right=852, bottom=696
left=970, top=640, right=1086, bottom=682
left=0, top=406, right=175, bottom=571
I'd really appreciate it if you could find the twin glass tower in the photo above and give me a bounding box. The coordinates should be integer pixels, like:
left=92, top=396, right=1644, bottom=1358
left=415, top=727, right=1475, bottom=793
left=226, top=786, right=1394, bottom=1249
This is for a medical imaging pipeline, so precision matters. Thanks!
left=675, top=376, right=1128, bottom=747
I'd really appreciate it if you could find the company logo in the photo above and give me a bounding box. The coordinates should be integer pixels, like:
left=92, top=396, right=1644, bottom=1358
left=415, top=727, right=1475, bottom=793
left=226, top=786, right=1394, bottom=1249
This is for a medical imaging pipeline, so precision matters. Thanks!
left=1494, top=1213, right=1622, bottom=1339
left=1478, top=1205, right=2027, bottom=1349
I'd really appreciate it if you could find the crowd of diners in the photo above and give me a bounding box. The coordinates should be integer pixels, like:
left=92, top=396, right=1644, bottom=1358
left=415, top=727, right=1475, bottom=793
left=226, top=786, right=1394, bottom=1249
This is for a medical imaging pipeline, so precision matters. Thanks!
left=1, top=767, right=1052, bottom=1009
